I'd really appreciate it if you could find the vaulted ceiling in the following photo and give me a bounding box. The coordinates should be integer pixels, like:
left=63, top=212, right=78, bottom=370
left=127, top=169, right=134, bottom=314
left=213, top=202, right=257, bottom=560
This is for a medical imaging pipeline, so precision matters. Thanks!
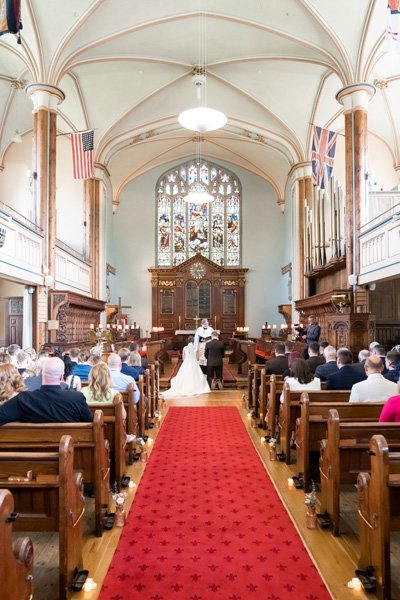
left=0, top=0, right=398, bottom=205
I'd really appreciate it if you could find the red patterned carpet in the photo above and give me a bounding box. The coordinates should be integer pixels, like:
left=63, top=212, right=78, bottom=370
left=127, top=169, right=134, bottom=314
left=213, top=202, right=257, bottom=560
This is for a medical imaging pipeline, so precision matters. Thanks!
left=99, top=407, right=331, bottom=600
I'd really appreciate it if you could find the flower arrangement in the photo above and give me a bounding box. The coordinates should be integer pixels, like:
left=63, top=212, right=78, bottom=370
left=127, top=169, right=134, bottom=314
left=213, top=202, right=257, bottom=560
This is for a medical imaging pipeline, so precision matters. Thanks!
left=136, top=437, right=146, bottom=448
left=269, top=438, right=277, bottom=449
left=154, top=410, right=161, bottom=419
left=112, top=491, right=127, bottom=506
left=304, top=481, right=317, bottom=510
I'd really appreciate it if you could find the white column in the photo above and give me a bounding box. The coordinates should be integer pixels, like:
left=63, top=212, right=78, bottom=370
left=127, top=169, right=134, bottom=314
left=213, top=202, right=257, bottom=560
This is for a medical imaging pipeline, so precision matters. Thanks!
left=22, top=287, right=34, bottom=348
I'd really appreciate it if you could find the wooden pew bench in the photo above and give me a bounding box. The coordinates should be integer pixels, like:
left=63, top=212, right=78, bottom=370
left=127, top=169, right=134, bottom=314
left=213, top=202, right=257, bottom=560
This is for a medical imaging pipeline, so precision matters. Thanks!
left=279, top=386, right=350, bottom=463
left=88, top=394, right=126, bottom=488
left=319, top=410, right=400, bottom=536
left=357, top=434, right=400, bottom=600
left=264, top=374, right=284, bottom=435
left=0, top=436, right=84, bottom=600
left=120, top=384, right=138, bottom=463
left=0, top=489, right=34, bottom=600
left=246, top=364, right=264, bottom=414
left=295, top=397, right=384, bottom=490
left=0, top=410, right=110, bottom=537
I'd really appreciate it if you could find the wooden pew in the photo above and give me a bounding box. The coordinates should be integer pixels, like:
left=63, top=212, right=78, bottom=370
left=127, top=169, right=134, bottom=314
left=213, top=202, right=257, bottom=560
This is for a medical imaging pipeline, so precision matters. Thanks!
left=0, top=436, right=84, bottom=599
left=246, top=363, right=264, bottom=413
left=0, top=489, right=34, bottom=600
left=357, top=434, right=400, bottom=600
left=279, top=386, right=350, bottom=463
left=0, top=410, right=110, bottom=537
left=295, top=397, right=384, bottom=490
left=88, top=394, right=126, bottom=488
left=264, top=374, right=284, bottom=434
left=145, top=340, right=169, bottom=374
left=228, top=338, right=247, bottom=373
left=120, top=384, right=138, bottom=463
left=319, top=410, right=400, bottom=536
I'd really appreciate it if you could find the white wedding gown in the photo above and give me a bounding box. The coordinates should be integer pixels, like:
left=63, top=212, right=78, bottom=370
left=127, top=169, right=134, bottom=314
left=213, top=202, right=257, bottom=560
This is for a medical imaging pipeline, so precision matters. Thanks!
left=162, top=342, right=210, bottom=397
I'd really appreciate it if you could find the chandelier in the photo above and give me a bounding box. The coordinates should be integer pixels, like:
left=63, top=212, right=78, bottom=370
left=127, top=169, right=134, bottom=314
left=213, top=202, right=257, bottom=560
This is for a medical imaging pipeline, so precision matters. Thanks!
left=178, top=7, right=226, bottom=133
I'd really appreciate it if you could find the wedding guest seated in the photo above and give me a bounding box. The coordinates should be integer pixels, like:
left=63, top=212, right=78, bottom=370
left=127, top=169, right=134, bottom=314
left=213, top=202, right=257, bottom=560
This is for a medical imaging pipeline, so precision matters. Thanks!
left=315, top=345, right=338, bottom=381
left=25, top=355, right=69, bottom=392
left=280, top=358, right=321, bottom=402
left=130, top=342, right=148, bottom=369
left=306, top=341, right=325, bottom=373
left=16, top=350, right=30, bottom=378
left=326, top=349, right=367, bottom=390
left=108, top=353, right=140, bottom=403
left=7, top=344, right=20, bottom=367
left=72, top=350, right=92, bottom=382
left=352, top=349, right=370, bottom=375
left=379, top=394, right=400, bottom=422
left=319, top=341, right=329, bottom=355
left=83, top=362, right=126, bottom=418
left=63, top=354, right=82, bottom=391
left=370, top=344, right=388, bottom=374
left=0, top=357, right=92, bottom=424
left=284, top=341, right=302, bottom=368
left=0, top=363, right=26, bottom=403
left=350, top=355, right=398, bottom=403
left=0, top=352, right=11, bottom=364
left=118, top=348, right=139, bottom=380
left=384, top=351, right=400, bottom=384
left=69, top=347, right=80, bottom=370
left=128, top=351, right=146, bottom=375
left=265, top=342, right=288, bottom=375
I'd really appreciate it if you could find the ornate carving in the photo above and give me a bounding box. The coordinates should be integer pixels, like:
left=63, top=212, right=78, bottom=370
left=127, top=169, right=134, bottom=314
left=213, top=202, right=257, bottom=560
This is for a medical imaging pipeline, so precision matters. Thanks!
left=159, top=280, right=175, bottom=287
left=222, top=281, right=237, bottom=286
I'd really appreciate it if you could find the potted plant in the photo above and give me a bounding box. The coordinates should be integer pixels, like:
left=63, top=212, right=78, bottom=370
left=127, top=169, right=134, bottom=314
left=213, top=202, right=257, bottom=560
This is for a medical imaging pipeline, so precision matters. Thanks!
left=268, top=437, right=278, bottom=461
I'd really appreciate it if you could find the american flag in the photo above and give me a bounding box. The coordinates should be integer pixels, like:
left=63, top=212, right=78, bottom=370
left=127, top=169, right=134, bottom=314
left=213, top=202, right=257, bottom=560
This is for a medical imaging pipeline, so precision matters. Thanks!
left=311, top=126, right=337, bottom=189
left=386, top=1, right=400, bottom=53
left=71, top=130, right=94, bottom=179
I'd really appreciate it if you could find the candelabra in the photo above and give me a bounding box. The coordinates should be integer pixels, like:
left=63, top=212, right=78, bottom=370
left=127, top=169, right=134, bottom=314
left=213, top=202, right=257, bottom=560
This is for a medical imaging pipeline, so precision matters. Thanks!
left=87, top=324, right=113, bottom=352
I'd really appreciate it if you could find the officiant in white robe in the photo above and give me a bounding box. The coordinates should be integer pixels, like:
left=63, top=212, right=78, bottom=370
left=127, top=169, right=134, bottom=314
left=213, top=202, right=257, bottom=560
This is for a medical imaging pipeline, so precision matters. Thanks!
left=194, top=318, right=215, bottom=374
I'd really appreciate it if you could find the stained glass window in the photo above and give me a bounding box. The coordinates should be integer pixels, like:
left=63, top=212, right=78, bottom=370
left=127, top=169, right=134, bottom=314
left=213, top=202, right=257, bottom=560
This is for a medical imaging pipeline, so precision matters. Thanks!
left=156, top=160, right=241, bottom=266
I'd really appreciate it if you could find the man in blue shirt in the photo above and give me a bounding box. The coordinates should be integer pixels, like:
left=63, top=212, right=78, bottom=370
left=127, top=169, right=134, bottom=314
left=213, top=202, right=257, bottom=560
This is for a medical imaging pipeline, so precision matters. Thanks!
left=108, top=353, right=140, bottom=404
left=118, top=347, right=139, bottom=380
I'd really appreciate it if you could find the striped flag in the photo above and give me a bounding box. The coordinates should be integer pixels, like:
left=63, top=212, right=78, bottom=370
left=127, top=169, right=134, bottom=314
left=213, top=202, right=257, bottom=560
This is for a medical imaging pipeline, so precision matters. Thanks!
left=311, top=126, right=337, bottom=189
left=71, top=130, right=94, bottom=179
left=386, top=1, right=400, bottom=53
left=0, top=0, right=22, bottom=37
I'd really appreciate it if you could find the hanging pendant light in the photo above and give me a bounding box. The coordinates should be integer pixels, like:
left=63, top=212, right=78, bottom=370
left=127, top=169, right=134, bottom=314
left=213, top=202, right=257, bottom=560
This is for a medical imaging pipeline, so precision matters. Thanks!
left=178, top=6, right=226, bottom=133
left=183, top=135, right=214, bottom=204
left=11, top=129, right=22, bottom=143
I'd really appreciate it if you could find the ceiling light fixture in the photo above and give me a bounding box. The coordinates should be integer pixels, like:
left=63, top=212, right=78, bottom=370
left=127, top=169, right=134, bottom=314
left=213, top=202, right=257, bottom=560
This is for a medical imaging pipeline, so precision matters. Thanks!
left=11, top=129, right=22, bottom=143
left=178, top=5, right=227, bottom=133
left=183, top=135, right=214, bottom=204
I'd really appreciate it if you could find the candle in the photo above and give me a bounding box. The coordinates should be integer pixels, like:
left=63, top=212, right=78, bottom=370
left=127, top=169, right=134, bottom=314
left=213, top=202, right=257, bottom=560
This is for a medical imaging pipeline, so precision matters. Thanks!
left=106, top=324, right=110, bottom=329
left=89, top=323, right=94, bottom=330
left=112, top=324, right=117, bottom=329
left=272, top=324, right=277, bottom=329
left=128, top=480, right=136, bottom=489
left=288, top=478, right=294, bottom=489
left=118, top=324, right=122, bottom=331
left=214, top=316, right=217, bottom=328
left=178, top=315, right=181, bottom=328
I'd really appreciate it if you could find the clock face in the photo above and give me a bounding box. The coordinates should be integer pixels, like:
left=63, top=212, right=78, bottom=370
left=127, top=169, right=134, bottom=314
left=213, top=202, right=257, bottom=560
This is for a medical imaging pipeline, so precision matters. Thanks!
left=190, top=262, right=206, bottom=279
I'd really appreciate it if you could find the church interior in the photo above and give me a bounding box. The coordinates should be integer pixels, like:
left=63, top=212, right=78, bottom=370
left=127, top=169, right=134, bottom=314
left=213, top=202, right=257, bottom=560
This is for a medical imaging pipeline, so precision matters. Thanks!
left=1, top=1, right=400, bottom=599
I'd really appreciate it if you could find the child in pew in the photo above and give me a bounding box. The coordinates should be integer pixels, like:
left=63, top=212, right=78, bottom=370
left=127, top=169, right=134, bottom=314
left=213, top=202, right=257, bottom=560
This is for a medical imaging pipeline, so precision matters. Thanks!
left=0, top=363, right=26, bottom=403
left=82, top=363, right=135, bottom=443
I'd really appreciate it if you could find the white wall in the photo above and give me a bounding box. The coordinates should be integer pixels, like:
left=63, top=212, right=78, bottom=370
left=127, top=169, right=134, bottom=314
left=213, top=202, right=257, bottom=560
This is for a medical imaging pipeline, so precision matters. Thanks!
left=112, top=159, right=287, bottom=337
left=56, top=136, right=86, bottom=254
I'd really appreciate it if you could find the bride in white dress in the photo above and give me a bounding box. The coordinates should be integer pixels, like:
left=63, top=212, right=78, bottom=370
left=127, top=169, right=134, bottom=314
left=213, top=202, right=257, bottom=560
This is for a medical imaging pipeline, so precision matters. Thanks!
left=161, top=337, right=210, bottom=397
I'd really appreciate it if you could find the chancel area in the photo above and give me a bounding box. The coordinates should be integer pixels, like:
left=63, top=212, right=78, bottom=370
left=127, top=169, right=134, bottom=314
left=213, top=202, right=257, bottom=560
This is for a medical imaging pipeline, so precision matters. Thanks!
left=0, top=2, right=400, bottom=599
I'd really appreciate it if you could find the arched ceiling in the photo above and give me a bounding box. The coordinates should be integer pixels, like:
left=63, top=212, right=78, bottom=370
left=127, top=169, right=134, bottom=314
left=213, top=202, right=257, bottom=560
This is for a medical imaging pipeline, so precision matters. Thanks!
left=0, top=0, right=398, bottom=205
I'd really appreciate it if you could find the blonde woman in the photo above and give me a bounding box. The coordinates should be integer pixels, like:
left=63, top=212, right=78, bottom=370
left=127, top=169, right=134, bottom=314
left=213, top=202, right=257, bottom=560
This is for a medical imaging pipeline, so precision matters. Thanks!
left=82, top=362, right=134, bottom=442
left=0, top=363, right=26, bottom=403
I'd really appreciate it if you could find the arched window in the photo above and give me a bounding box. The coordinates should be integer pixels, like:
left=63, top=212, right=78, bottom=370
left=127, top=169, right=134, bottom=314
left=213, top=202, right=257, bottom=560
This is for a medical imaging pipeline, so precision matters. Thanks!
left=156, top=159, right=241, bottom=267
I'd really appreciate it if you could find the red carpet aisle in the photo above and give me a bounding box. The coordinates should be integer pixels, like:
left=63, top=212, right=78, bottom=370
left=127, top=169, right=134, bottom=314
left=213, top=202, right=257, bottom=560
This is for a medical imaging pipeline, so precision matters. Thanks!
left=99, top=407, right=331, bottom=600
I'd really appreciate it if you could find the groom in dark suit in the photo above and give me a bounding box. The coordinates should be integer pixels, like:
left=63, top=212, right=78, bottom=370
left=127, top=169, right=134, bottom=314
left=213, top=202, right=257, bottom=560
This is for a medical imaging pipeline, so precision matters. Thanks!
left=205, top=332, right=225, bottom=390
